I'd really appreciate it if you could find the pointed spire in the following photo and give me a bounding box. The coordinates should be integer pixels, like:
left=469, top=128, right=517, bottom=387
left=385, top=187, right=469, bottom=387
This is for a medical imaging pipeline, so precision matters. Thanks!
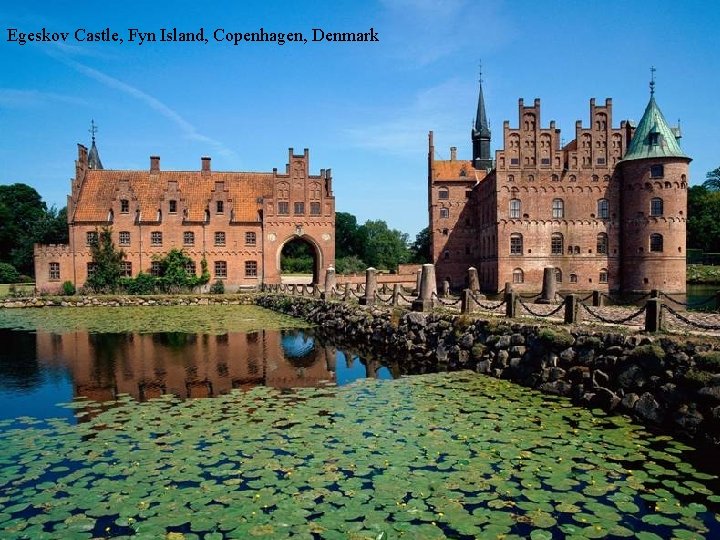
left=649, top=66, right=656, bottom=97
left=472, top=63, right=492, bottom=170
left=87, top=119, right=104, bottom=170
left=473, top=63, right=491, bottom=138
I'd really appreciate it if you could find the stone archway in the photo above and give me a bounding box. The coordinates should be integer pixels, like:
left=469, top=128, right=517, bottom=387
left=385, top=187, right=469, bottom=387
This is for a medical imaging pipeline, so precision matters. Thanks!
left=277, top=235, right=323, bottom=284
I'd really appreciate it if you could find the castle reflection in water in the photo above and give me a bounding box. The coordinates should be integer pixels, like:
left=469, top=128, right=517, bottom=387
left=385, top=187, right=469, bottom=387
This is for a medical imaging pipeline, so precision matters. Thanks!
left=35, top=329, right=393, bottom=403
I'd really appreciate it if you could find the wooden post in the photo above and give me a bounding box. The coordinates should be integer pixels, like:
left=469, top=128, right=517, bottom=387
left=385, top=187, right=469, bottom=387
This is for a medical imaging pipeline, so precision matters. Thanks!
left=505, top=291, right=516, bottom=318
left=321, top=266, right=336, bottom=300
left=645, top=298, right=662, bottom=332
left=359, top=268, right=377, bottom=306
left=564, top=294, right=578, bottom=324
left=343, top=283, right=350, bottom=302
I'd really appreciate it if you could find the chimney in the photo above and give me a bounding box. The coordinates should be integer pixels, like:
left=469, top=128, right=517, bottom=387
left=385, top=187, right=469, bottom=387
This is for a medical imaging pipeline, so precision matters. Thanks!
left=201, top=156, right=211, bottom=173
left=450, top=147, right=457, bottom=161
left=150, top=156, right=160, bottom=172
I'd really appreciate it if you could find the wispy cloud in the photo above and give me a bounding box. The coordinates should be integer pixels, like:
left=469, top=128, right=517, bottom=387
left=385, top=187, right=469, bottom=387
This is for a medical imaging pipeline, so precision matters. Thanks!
left=0, top=89, right=88, bottom=108
left=344, top=78, right=473, bottom=155
left=46, top=49, right=238, bottom=160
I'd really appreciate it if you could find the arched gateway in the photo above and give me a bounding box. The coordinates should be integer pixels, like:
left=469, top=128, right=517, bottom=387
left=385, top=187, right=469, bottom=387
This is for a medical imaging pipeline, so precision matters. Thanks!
left=34, top=142, right=335, bottom=293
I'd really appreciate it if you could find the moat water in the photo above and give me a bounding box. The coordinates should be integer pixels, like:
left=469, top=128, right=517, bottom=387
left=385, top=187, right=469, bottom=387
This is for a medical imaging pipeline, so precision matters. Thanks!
left=1, top=306, right=719, bottom=539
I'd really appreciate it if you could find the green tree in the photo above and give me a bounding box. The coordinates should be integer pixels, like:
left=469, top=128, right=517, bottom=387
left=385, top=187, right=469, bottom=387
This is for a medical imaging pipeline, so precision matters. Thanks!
left=85, top=226, right=125, bottom=293
left=687, top=185, right=720, bottom=252
left=34, top=206, right=69, bottom=245
left=0, top=183, right=48, bottom=275
left=356, top=220, right=410, bottom=271
left=703, top=166, right=720, bottom=191
left=0, top=262, right=21, bottom=284
left=409, top=227, right=430, bottom=263
left=335, top=212, right=362, bottom=258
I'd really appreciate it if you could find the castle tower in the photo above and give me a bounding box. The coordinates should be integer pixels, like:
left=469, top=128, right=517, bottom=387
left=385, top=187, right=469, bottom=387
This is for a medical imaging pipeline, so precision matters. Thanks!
left=472, top=73, right=492, bottom=170
left=618, top=80, right=690, bottom=294
left=87, top=120, right=103, bottom=170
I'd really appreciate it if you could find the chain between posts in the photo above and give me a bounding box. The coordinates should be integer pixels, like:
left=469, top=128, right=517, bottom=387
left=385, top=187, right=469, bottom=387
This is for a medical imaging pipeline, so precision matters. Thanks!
left=578, top=292, right=594, bottom=303
left=376, top=293, right=394, bottom=305
left=661, top=292, right=717, bottom=309
left=397, top=292, right=415, bottom=303
left=663, top=304, right=720, bottom=331
left=468, top=290, right=506, bottom=311
left=431, top=292, right=462, bottom=306
left=518, top=297, right=565, bottom=318
left=580, top=303, right=646, bottom=325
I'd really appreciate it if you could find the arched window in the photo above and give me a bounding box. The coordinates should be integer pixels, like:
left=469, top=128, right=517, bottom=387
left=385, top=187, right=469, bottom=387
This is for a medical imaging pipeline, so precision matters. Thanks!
left=552, top=198, right=564, bottom=219
left=439, top=208, right=449, bottom=219
left=597, top=199, right=609, bottom=219
left=650, top=234, right=664, bottom=252
left=555, top=268, right=563, bottom=283
left=509, top=199, right=521, bottom=219
left=592, top=175, right=599, bottom=182
left=508, top=174, right=515, bottom=182
left=512, top=268, right=524, bottom=284
left=650, top=197, right=663, bottom=216
left=510, top=233, right=523, bottom=255
left=596, top=233, right=608, bottom=254
left=438, top=188, right=449, bottom=200
left=551, top=174, right=559, bottom=182
left=570, top=273, right=578, bottom=283
left=599, top=268, right=608, bottom=283
left=551, top=233, right=564, bottom=255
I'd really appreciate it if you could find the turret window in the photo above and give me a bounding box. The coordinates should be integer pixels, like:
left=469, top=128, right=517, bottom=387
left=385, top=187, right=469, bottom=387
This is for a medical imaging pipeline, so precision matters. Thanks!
left=510, top=233, right=523, bottom=255
left=438, top=188, right=449, bottom=200
left=650, top=164, right=664, bottom=178
left=597, top=199, right=609, bottom=219
left=509, top=199, right=521, bottom=219
left=597, top=233, right=608, bottom=254
left=512, top=268, right=524, bottom=283
left=552, top=198, right=564, bottom=219
left=650, top=198, right=664, bottom=216
left=650, top=234, right=664, bottom=252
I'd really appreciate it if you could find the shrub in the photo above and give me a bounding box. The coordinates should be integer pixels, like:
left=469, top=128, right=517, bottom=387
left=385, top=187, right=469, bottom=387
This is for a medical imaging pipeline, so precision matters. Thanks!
left=210, top=279, right=225, bottom=295
left=121, top=272, right=157, bottom=295
left=335, top=256, right=367, bottom=275
left=537, top=328, right=574, bottom=349
left=61, top=281, right=76, bottom=296
left=0, top=262, right=21, bottom=284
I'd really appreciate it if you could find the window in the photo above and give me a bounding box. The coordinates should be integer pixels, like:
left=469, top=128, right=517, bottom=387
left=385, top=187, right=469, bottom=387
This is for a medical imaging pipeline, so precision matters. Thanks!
left=245, top=260, right=258, bottom=277
left=151, top=231, right=162, bottom=246
left=294, top=202, right=305, bottom=215
left=216, top=201, right=224, bottom=214
left=121, top=261, right=132, bottom=277
left=151, top=261, right=161, bottom=276
left=599, top=269, right=608, bottom=283
left=278, top=201, right=289, bottom=215
left=86, top=231, right=98, bottom=246
left=444, top=250, right=450, bottom=260
left=650, top=233, right=664, bottom=252
left=555, top=268, right=562, bottom=283
left=183, top=231, right=195, bottom=246
left=120, top=199, right=129, bottom=213
left=649, top=133, right=660, bottom=146
left=214, top=261, right=227, bottom=278
left=597, top=233, right=608, bottom=254
left=440, top=208, right=449, bottom=219
left=650, top=198, right=664, bottom=216
left=438, top=188, right=449, bottom=200
left=509, top=199, right=521, bottom=219
left=214, top=231, right=226, bottom=246
left=119, top=231, right=130, bottom=246
left=87, top=262, right=98, bottom=277
left=169, top=200, right=177, bottom=213
left=510, top=233, right=523, bottom=255
left=245, top=232, right=256, bottom=246
left=512, top=268, right=524, bottom=284
left=570, top=273, right=578, bottom=283
left=49, top=262, right=60, bottom=281
left=597, top=199, right=609, bottom=219
left=185, top=261, right=196, bottom=276
left=551, top=233, right=564, bottom=255
left=551, top=174, right=559, bottom=182
left=650, top=164, right=664, bottom=178
left=552, top=198, right=564, bottom=219
left=310, top=202, right=321, bottom=215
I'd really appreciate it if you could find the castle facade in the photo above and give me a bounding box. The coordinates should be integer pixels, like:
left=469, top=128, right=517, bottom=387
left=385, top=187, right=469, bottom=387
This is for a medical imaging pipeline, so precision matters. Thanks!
left=429, top=81, right=690, bottom=294
left=34, top=142, right=335, bottom=293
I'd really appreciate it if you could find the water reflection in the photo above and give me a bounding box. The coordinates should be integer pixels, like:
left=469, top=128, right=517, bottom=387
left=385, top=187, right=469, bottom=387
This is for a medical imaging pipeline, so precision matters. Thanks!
left=0, top=329, right=395, bottom=419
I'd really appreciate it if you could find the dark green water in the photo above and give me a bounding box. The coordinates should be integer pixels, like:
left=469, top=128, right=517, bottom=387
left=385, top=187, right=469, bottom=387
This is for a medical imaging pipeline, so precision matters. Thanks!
left=0, top=306, right=719, bottom=539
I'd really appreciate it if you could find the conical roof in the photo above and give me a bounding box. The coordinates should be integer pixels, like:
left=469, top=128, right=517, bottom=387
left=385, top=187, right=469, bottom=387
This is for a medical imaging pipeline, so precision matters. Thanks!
left=88, top=139, right=103, bottom=170
left=622, top=96, right=687, bottom=162
left=473, top=79, right=491, bottom=138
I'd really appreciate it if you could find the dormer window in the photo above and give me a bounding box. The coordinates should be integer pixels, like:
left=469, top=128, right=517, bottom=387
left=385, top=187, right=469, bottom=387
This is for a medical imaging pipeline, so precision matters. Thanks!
left=649, top=132, right=661, bottom=146
left=120, top=199, right=129, bottom=213
left=169, top=200, right=177, bottom=213
left=216, top=201, right=224, bottom=214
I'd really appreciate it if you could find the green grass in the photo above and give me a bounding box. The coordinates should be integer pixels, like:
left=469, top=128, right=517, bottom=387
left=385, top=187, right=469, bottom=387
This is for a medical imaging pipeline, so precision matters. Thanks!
left=0, top=283, right=35, bottom=296
left=687, top=265, right=720, bottom=284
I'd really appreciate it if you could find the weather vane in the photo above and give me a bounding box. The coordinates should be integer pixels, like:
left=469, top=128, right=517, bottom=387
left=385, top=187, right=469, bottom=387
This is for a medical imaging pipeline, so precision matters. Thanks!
left=478, top=60, right=483, bottom=85
left=89, top=119, right=98, bottom=142
left=650, top=66, right=656, bottom=97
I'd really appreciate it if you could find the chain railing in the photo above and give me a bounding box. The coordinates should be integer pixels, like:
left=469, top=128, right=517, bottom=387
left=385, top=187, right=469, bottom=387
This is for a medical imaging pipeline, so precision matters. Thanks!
left=579, top=303, right=646, bottom=325
left=431, top=292, right=462, bottom=307
left=661, top=292, right=718, bottom=310
left=518, top=297, right=565, bottom=318
left=663, top=304, right=720, bottom=331
left=467, top=290, right=506, bottom=311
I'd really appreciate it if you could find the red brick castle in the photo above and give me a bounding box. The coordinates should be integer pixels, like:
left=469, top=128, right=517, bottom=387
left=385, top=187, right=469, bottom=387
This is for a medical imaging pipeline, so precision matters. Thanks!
left=429, top=76, right=689, bottom=294
left=34, top=133, right=335, bottom=292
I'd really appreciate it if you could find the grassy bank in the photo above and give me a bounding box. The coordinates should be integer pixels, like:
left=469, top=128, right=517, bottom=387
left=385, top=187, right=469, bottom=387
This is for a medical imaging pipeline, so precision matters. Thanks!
left=687, top=265, right=720, bottom=284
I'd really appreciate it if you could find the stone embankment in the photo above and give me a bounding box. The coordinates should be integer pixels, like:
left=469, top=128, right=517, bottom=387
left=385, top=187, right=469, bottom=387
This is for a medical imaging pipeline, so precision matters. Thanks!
left=0, top=294, right=256, bottom=308
left=257, top=294, right=720, bottom=446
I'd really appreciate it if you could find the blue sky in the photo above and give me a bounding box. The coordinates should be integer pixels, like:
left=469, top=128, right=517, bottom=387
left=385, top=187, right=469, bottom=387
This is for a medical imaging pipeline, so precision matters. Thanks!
left=1, top=0, right=718, bottom=238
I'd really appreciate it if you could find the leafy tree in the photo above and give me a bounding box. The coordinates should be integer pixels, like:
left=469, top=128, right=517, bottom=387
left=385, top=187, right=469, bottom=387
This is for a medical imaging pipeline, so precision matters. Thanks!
left=0, top=262, right=21, bottom=284
left=335, top=212, right=362, bottom=258
left=34, top=206, right=69, bottom=245
left=688, top=185, right=720, bottom=253
left=85, top=226, right=125, bottom=293
left=335, top=255, right=367, bottom=275
left=356, top=219, right=410, bottom=271
left=703, top=166, right=720, bottom=191
left=157, top=249, right=209, bottom=292
left=280, top=239, right=314, bottom=273
left=0, top=183, right=48, bottom=275
left=409, top=227, right=430, bottom=264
